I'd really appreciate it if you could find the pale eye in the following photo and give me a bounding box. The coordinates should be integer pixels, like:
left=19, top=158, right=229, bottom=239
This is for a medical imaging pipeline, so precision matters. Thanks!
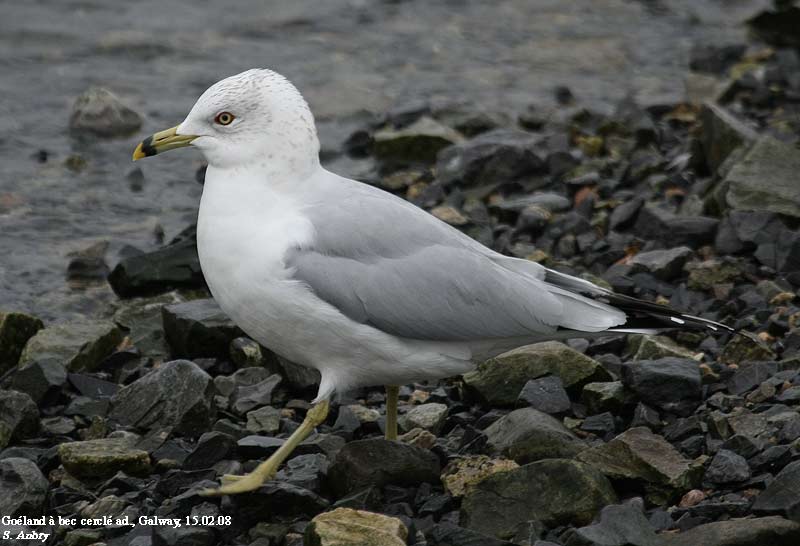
left=214, top=111, right=235, bottom=126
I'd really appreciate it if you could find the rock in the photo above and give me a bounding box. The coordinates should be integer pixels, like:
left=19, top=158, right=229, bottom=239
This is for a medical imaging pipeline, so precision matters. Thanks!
left=112, top=292, right=184, bottom=359
left=10, top=358, right=67, bottom=405
left=436, top=129, right=546, bottom=187
left=704, top=449, right=751, bottom=485
left=398, top=427, right=437, bottom=449
left=753, top=460, right=800, bottom=520
left=464, top=341, right=610, bottom=406
left=0, top=312, right=43, bottom=374
left=109, top=360, right=215, bottom=437
left=633, top=204, right=718, bottom=247
left=697, top=102, right=758, bottom=175
left=183, top=431, right=235, bottom=470
left=621, top=358, right=701, bottom=415
left=689, top=44, right=746, bottom=75
left=628, top=247, right=693, bottom=281
left=328, top=438, right=441, bottom=496
left=661, top=516, right=800, bottom=546
left=0, top=458, right=48, bottom=516
left=228, top=481, right=329, bottom=524
left=400, top=403, right=448, bottom=434
left=246, top=405, right=281, bottom=435
left=59, top=437, right=150, bottom=479
left=460, top=459, right=617, bottom=539
left=230, top=337, right=270, bottom=368
left=725, top=136, right=800, bottom=219
left=566, top=502, right=660, bottom=546
left=0, top=390, right=39, bottom=449
left=431, top=205, right=470, bottom=226
left=720, top=335, right=776, bottom=364
left=231, top=374, right=282, bottom=414
left=107, top=229, right=205, bottom=298
left=276, top=453, right=329, bottom=491
left=153, top=527, right=216, bottom=546
left=484, top=407, right=586, bottom=464
left=237, top=435, right=285, bottom=458
left=162, top=298, right=244, bottom=359
left=747, top=6, right=800, bottom=48
left=427, top=523, right=516, bottom=546
left=686, top=259, right=743, bottom=291
left=628, top=335, right=698, bottom=361
left=372, top=116, right=463, bottom=163
left=67, top=240, right=110, bottom=281
left=69, top=87, right=142, bottom=137
left=441, top=455, right=519, bottom=498
left=577, top=427, right=700, bottom=504
left=517, top=375, right=572, bottom=414
left=305, top=508, right=407, bottom=546
left=582, top=381, right=629, bottom=415
left=18, top=319, right=124, bottom=372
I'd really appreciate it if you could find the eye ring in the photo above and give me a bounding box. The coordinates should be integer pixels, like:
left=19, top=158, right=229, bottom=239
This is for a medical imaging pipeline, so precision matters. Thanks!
left=214, top=111, right=235, bottom=126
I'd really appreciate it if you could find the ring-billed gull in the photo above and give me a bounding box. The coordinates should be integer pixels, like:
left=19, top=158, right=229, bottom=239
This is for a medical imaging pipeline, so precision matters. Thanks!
left=132, top=69, right=732, bottom=496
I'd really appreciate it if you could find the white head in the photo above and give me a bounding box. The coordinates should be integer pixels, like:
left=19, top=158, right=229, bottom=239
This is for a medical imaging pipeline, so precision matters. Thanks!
left=134, top=69, right=320, bottom=176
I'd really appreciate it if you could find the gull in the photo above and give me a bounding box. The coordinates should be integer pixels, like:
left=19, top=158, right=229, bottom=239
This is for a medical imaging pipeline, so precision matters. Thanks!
left=132, top=69, right=732, bottom=496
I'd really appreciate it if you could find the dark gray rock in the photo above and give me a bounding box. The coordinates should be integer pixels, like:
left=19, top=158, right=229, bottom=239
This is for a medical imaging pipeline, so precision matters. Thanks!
left=661, top=516, right=800, bottom=546
left=582, top=382, right=630, bottom=415
left=725, top=136, right=800, bottom=219
left=183, top=431, right=235, bottom=470
left=69, top=87, right=142, bottom=137
left=0, top=312, right=43, bottom=375
left=18, top=319, right=124, bottom=373
left=229, top=481, right=329, bottom=525
left=109, top=360, right=215, bottom=437
left=162, top=298, right=244, bottom=359
left=237, top=435, right=285, bottom=458
left=460, top=459, right=617, bottom=539
left=753, top=460, right=800, bottom=521
left=328, top=438, right=440, bottom=496
left=610, top=197, right=644, bottom=231
left=372, top=116, right=463, bottom=163
left=697, top=102, right=757, bottom=175
left=628, top=247, right=693, bottom=281
left=152, top=526, right=216, bottom=546
left=428, top=523, right=515, bottom=546
left=231, top=373, right=282, bottom=414
left=276, top=453, right=329, bottom=491
left=566, top=502, right=661, bottom=546
left=517, top=375, right=571, bottom=414
left=690, top=44, right=746, bottom=75
left=0, top=390, right=39, bottom=450
left=484, top=407, right=586, bottom=464
left=704, top=449, right=751, bottom=485
left=621, top=358, right=702, bottom=415
left=246, top=405, right=281, bottom=435
left=0, top=457, right=49, bottom=516
left=436, top=129, right=546, bottom=187
left=10, top=357, right=67, bottom=405
left=633, top=204, right=718, bottom=248
left=108, top=229, right=205, bottom=298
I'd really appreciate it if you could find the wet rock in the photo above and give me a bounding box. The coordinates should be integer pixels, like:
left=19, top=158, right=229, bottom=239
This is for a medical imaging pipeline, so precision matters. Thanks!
left=18, top=319, right=124, bottom=373
left=436, top=129, right=546, bottom=187
left=107, top=228, right=205, bottom=298
left=628, top=247, right=693, bottom=281
left=582, top=381, right=629, bottom=415
left=621, top=358, right=701, bottom=415
left=59, top=437, right=150, bottom=479
left=246, top=405, right=281, bottom=435
left=484, top=407, right=586, bottom=464
left=577, top=427, right=700, bottom=504
left=0, top=458, right=48, bottom=516
left=372, top=116, right=463, bottom=164
left=566, top=502, right=660, bottom=546
left=10, top=358, right=66, bottom=405
left=464, top=341, right=610, bottom=406
left=305, top=507, right=407, bottom=546
left=517, top=375, right=571, bottom=414
left=0, top=390, right=40, bottom=449
left=661, top=516, right=800, bottom=546
left=633, top=205, right=718, bottom=248
left=109, top=360, right=215, bottom=437
left=460, top=459, right=617, bottom=539
left=441, top=455, right=518, bottom=498
left=0, top=312, right=43, bottom=374
left=328, top=438, right=440, bottom=496
left=162, top=298, right=244, bottom=359
left=704, top=449, right=751, bottom=485
left=69, top=87, right=142, bottom=137
left=725, top=136, right=800, bottom=219
left=753, top=460, right=800, bottom=520
left=628, top=335, right=698, bottom=361
left=67, top=240, right=110, bottom=281
left=400, top=403, right=448, bottom=434
left=697, top=102, right=757, bottom=175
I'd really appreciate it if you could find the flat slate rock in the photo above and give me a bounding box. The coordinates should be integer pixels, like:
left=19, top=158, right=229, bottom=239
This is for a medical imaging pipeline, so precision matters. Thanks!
left=0, top=457, right=49, bottom=516
left=566, top=502, right=661, bottom=546
left=753, top=460, right=800, bottom=520
left=661, top=516, right=800, bottom=546
left=162, top=298, right=244, bottom=359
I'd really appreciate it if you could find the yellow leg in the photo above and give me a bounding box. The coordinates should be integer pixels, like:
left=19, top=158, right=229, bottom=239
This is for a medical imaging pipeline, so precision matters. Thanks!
left=199, top=400, right=330, bottom=496
left=385, top=385, right=399, bottom=441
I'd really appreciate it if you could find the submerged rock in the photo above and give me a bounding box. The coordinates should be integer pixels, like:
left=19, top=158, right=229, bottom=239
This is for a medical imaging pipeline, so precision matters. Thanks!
left=18, top=319, right=123, bottom=373
left=69, top=87, right=142, bottom=137
left=464, top=341, right=609, bottom=406
left=109, top=360, right=215, bottom=437
left=484, top=407, right=586, bottom=463
left=460, top=459, right=616, bottom=539
left=305, top=507, right=408, bottom=546
left=0, top=312, right=43, bottom=375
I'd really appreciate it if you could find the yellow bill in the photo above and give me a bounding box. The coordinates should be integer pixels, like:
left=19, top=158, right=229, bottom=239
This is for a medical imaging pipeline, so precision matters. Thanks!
left=132, top=125, right=197, bottom=161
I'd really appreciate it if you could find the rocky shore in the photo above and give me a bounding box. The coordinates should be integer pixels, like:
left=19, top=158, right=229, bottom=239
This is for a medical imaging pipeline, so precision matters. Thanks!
left=2, top=2, right=800, bottom=546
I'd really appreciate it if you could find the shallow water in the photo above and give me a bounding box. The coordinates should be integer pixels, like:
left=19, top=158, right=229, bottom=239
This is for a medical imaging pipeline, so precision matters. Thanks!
left=0, top=0, right=765, bottom=322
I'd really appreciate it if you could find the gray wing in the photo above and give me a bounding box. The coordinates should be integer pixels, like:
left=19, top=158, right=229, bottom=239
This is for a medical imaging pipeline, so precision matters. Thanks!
left=288, top=175, right=625, bottom=341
